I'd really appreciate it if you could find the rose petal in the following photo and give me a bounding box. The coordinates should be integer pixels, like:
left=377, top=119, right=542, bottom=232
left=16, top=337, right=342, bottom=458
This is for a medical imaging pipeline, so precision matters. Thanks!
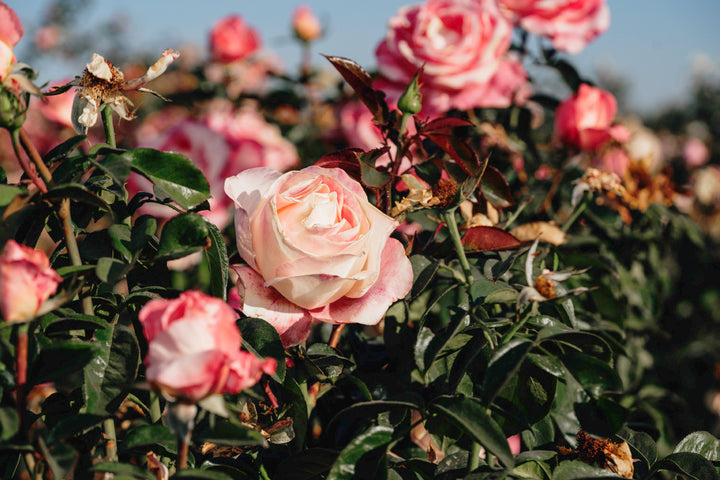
left=233, top=265, right=313, bottom=346
left=309, top=238, right=412, bottom=325
left=225, top=167, right=282, bottom=268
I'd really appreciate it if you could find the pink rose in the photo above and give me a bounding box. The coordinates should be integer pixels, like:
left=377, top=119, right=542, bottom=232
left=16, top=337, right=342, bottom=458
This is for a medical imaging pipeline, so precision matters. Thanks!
left=375, top=0, right=512, bottom=116
left=209, top=14, right=261, bottom=64
left=292, top=5, right=322, bottom=42
left=498, top=0, right=609, bottom=54
left=0, top=240, right=62, bottom=323
left=225, top=166, right=414, bottom=346
left=139, top=291, right=276, bottom=402
left=0, top=2, right=23, bottom=80
left=472, top=53, right=532, bottom=109
left=554, top=84, right=628, bottom=151
left=594, top=145, right=630, bottom=177
left=683, top=137, right=709, bottom=169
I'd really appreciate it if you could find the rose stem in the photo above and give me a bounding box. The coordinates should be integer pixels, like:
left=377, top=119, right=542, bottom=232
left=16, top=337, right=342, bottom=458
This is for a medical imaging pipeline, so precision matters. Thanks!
left=441, top=209, right=474, bottom=287
left=328, top=324, right=345, bottom=349
left=19, top=128, right=53, bottom=184
left=177, top=439, right=189, bottom=470
left=561, top=191, right=591, bottom=232
left=9, top=129, right=47, bottom=193
left=15, top=322, right=28, bottom=435
left=101, top=104, right=116, bottom=148
left=468, top=441, right=481, bottom=473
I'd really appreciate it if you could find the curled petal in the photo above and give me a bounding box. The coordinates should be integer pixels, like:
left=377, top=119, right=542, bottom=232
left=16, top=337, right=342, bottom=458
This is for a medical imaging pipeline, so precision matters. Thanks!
left=86, top=53, right=113, bottom=81
left=308, top=238, right=413, bottom=325
left=127, top=49, right=180, bottom=89
left=233, top=265, right=313, bottom=346
left=71, top=94, right=97, bottom=134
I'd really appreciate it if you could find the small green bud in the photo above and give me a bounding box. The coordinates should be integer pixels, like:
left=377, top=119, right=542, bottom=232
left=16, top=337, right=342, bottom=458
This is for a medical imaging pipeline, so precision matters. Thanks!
left=0, top=86, right=26, bottom=130
left=398, top=70, right=422, bottom=115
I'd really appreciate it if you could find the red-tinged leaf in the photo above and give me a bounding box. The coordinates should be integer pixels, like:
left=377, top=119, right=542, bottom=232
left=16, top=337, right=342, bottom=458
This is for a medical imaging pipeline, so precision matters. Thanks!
left=462, top=226, right=523, bottom=252
left=426, top=134, right=478, bottom=176
left=324, top=55, right=385, bottom=122
left=481, top=165, right=514, bottom=208
left=421, top=117, right=474, bottom=136
left=315, top=148, right=363, bottom=179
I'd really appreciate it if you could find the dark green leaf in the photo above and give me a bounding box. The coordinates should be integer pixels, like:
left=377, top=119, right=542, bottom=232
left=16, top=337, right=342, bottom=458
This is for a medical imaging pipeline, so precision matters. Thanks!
left=194, top=421, right=266, bottom=447
left=327, top=425, right=394, bottom=480
left=42, top=183, right=111, bottom=211
left=157, top=212, right=209, bottom=261
left=96, top=257, right=131, bottom=284
left=552, top=460, right=620, bottom=479
left=84, top=323, right=140, bottom=415
left=55, top=264, right=96, bottom=277
left=174, top=470, right=234, bottom=480
left=91, top=462, right=154, bottom=480
left=44, top=315, right=111, bottom=335
left=481, top=165, right=513, bottom=208
left=482, top=339, right=533, bottom=403
left=43, top=135, right=87, bottom=164
left=574, top=397, right=626, bottom=438
left=275, top=448, right=338, bottom=480
left=238, top=317, right=286, bottom=382
left=203, top=220, right=229, bottom=301
left=124, top=148, right=210, bottom=209
left=562, top=352, right=622, bottom=394
left=0, top=407, right=18, bottom=441
left=614, top=426, right=657, bottom=468
left=673, top=431, right=720, bottom=462
left=31, top=341, right=96, bottom=384
left=651, top=452, right=720, bottom=480
left=326, top=400, right=421, bottom=440
left=359, top=155, right=391, bottom=188
left=48, top=413, right=104, bottom=442
left=109, top=224, right=133, bottom=262
left=410, top=256, right=439, bottom=301
left=121, top=424, right=177, bottom=454
left=429, top=396, right=514, bottom=468
left=131, top=215, right=157, bottom=253
left=93, top=153, right=132, bottom=191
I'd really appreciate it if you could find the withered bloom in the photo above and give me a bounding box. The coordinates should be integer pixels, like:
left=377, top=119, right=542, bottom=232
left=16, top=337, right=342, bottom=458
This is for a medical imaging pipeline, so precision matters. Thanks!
left=558, top=430, right=634, bottom=479
left=70, top=49, right=179, bottom=134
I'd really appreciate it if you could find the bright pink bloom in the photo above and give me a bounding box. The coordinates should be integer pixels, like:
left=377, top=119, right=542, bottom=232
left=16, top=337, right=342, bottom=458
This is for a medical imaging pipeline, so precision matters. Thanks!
left=554, top=84, right=627, bottom=151
left=498, top=0, right=609, bottom=54
left=292, top=5, right=322, bottom=42
left=225, top=166, right=413, bottom=346
left=139, top=291, right=276, bottom=402
left=0, top=2, right=23, bottom=81
left=0, top=240, right=61, bottom=323
left=209, top=14, right=261, bottom=64
left=375, top=0, right=512, bottom=116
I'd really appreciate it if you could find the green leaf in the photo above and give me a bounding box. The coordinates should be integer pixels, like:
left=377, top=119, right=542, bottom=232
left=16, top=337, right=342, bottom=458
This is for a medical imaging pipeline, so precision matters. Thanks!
left=574, top=397, right=626, bottom=438
left=55, top=264, right=96, bottom=277
left=0, top=184, right=25, bottom=206
left=326, top=400, right=420, bottom=440
left=614, top=426, right=657, bottom=468
left=174, top=470, right=234, bottom=480
left=0, top=407, right=19, bottom=441
left=194, top=421, right=266, bottom=447
left=482, top=339, right=533, bottom=403
left=359, top=154, right=391, bottom=188
left=157, top=212, right=209, bottom=261
left=410, top=256, right=440, bottom=301
left=43, top=135, right=87, bottom=164
left=203, top=220, right=229, bottom=301
left=96, top=257, right=132, bottom=284
left=47, top=413, right=104, bottom=442
left=91, top=462, right=154, bottom=480
left=31, top=341, right=96, bottom=385
left=83, top=324, right=140, bottom=415
left=42, top=183, right=111, bottom=211
left=552, top=460, right=620, bottom=479
left=95, top=152, right=132, bottom=189
left=109, top=224, right=133, bottom=262
left=673, top=431, right=720, bottom=462
left=275, top=448, right=339, bottom=480
left=121, top=424, right=177, bottom=454
left=481, top=165, right=513, bottom=208
left=327, top=425, right=394, bottom=480
left=124, top=148, right=211, bottom=209
left=651, top=452, right=720, bottom=480
left=44, top=314, right=111, bottom=335
left=131, top=215, right=157, bottom=253
left=237, top=317, right=286, bottom=382
left=429, top=396, right=514, bottom=468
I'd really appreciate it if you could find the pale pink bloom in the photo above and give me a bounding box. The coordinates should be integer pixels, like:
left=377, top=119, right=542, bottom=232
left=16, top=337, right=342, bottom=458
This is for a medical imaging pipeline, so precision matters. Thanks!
left=507, top=434, right=522, bottom=455
left=139, top=291, right=276, bottom=402
left=498, top=0, right=610, bottom=54
left=292, top=5, right=322, bottom=42
left=38, top=79, right=75, bottom=128
left=34, top=25, right=60, bottom=51
left=225, top=166, right=414, bottom=346
left=204, top=54, right=283, bottom=98
left=471, top=53, right=532, bottom=109
left=209, top=14, right=261, bottom=64
left=683, top=137, right=709, bottom=169
left=0, top=240, right=62, bottom=323
left=375, top=0, right=512, bottom=116
left=0, top=1, right=22, bottom=81
left=554, top=84, right=627, bottom=151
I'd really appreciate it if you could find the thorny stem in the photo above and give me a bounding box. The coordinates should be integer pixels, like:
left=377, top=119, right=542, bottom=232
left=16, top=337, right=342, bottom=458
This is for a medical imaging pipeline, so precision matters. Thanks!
left=329, top=324, right=345, bottom=349
left=15, top=322, right=28, bottom=435
left=9, top=129, right=47, bottom=193
left=441, top=208, right=474, bottom=287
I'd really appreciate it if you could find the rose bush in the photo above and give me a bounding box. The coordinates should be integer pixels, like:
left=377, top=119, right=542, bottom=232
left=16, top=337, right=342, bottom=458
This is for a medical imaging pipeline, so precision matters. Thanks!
left=0, top=240, right=61, bottom=323
left=375, top=0, right=512, bottom=115
left=139, top=290, right=276, bottom=402
left=498, top=0, right=610, bottom=54
left=209, top=14, right=261, bottom=64
left=554, top=83, right=629, bottom=152
left=225, top=166, right=413, bottom=346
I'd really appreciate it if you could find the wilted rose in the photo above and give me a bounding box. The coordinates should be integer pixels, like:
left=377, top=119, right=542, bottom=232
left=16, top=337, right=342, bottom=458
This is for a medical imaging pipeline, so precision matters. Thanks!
left=375, top=0, right=512, bottom=116
left=225, top=166, right=413, bottom=346
left=554, top=84, right=629, bottom=151
left=209, top=14, right=261, bottom=64
left=139, top=291, right=276, bottom=402
left=0, top=240, right=62, bottom=323
left=292, top=5, right=322, bottom=42
left=0, top=2, right=22, bottom=81
left=498, top=0, right=610, bottom=54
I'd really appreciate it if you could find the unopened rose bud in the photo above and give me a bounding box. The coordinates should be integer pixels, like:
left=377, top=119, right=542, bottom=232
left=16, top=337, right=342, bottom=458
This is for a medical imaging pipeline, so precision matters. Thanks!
left=292, top=5, right=321, bottom=42
left=398, top=71, right=422, bottom=115
left=0, top=85, right=26, bottom=130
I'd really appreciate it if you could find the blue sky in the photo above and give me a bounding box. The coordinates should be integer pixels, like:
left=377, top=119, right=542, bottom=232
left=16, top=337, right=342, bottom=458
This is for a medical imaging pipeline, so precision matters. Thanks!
left=10, top=0, right=720, bottom=114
